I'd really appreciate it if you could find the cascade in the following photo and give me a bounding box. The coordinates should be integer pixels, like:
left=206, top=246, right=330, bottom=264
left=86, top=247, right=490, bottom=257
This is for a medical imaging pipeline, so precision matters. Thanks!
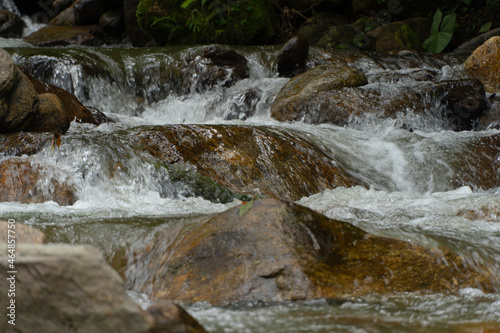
left=1, top=45, right=499, bottom=332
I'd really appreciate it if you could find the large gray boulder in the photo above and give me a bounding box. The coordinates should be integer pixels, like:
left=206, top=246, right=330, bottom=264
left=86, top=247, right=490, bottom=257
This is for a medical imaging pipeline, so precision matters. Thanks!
left=0, top=244, right=207, bottom=333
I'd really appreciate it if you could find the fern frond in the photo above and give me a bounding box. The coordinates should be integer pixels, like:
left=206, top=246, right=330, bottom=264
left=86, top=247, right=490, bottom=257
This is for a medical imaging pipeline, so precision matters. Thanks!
left=181, top=0, right=198, bottom=10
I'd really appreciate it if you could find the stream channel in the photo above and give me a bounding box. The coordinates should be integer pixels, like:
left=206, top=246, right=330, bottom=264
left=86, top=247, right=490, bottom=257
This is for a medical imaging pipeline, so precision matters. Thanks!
left=1, top=39, right=500, bottom=332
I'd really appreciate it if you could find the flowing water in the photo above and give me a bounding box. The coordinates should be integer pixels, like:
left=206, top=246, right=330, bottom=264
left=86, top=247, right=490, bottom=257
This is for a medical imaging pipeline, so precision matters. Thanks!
left=1, top=41, right=500, bottom=331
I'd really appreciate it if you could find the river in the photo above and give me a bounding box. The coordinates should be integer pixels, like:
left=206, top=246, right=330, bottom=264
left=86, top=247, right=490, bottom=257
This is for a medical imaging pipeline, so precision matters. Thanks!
left=1, top=40, right=499, bottom=332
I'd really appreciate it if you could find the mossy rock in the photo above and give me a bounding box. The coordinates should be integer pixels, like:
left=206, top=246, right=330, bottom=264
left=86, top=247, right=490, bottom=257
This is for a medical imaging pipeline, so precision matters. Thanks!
left=136, top=0, right=275, bottom=45
left=161, top=163, right=252, bottom=203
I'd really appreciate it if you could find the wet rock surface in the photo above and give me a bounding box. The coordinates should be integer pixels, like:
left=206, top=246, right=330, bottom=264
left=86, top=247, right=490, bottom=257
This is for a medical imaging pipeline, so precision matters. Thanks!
left=276, top=36, right=309, bottom=77
left=0, top=132, right=50, bottom=157
left=0, top=221, right=45, bottom=244
left=128, top=199, right=494, bottom=306
left=23, top=25, right=110, bottom=47
left=25, top=92, right=70, bottom=134
left=465, top=36, right=500, bottom=94
left=271, top=62, right=487, bottom=130
left=0, top=244, right=207, bottom=333
left=1, top=68, right=39, bottom=133
left=135, top=125, right=361, bottom=201
left=21, top=67, right=114, bottom=126
left=0, top=158, right=77, bottom=206
left=180, top=46, right=249, bottom=94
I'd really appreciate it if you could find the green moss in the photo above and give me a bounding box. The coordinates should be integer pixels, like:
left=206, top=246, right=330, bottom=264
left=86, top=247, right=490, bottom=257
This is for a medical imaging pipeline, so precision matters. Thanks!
left=161, top=163, right=252, bottom=203
left=136, top=0, right=275, bottom=46
left=395, top=24, right=419, bottom=50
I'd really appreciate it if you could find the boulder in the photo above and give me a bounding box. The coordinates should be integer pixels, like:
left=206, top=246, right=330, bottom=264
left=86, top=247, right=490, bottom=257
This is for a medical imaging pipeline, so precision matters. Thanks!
left=21, top=67, right=114, bottom=126
left=224, top=87, right=261, bottom=120
left=477, top=95, right=500, bottom=130
left=0, top=244, right=208, bottom=333
left=0, top=132, right=50, bottom=157
left=271, top=64, right=486, bottom=130
left=297, top=12, right=348, bottom=46
left=0, top=46, right=18, bottom=97
left=465, top=36, right=500, bottom=93
left=316, top=17, right=376, bottom=50
left=51, top=0, right=75, bottom=19
left=23, top=25, right=109, bottom=47
left=135, top=124, right=360, bottom=201
left=180, top=46, right=249, bottom=94
left=0, top=10, right=26, bottom=38
left=0, top=68, right=39, bottom=133
left=440, top=79, right=486, bottom=130
left=0, top=158, right=77, bottom=206
left=127, top=199, right=494, bottom=306
left=276, top=36, right=309, bottom=77
left=450, top=132, right=500, bottom=190
left=49, top=5, right=76, bottom=26
left=271, top=63, right=368, bottom=123
left=0, top=220, right=45, bottom=244
left=148, top=302, right=208, bottom=333
left=366, top=18, right=432, bottom=53
left=25, top=93, right=71, bottom=134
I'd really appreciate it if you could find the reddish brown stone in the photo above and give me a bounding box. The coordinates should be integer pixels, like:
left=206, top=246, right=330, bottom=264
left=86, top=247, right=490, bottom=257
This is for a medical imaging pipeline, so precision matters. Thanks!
left=131, top=199, right=494, bottom=306
left=0, top=158, right=76, bottom=206
left=135, top=125, right=361, bottom=201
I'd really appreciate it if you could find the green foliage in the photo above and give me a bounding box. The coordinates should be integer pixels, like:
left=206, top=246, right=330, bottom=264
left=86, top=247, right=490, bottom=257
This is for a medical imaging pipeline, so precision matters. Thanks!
left=137, top=0, right=274, bottom=45
left=479, top=22, right=492, bottom=33
left=423, top=8, right=456, bottom=53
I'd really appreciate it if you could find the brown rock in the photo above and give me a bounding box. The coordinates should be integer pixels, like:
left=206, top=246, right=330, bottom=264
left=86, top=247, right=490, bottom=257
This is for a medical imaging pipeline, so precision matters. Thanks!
left=135, top=125, right=360, bottom=201
left=271, top=64, right=486, bottom=130
left=21, top=67, right=114, bottom=126
left=0, top=158, right=77, bottom=206
left=0, top=69, right=39, bottom=133
left=147, top=303, right=209, bottom=333
left=0, top=220, right=45, bottom=244
left=366, top=18, right=432, bottom=53
left=0, top=132, right=50, bottom=157
left=276, top=36, right=309, bottom=77
left=49, top=5, right=75, bottom=26
left=0, top=244, right=150, bottom=333
left=0, top=46, right=17, bottom=97
left=465, top=36, right=500, bottom=93
left=130, top=199, right=494, bottom=306
left=451, top=132, right=500, bottom=190
left=271, top=63, right=368, bottom=123
left=25, top=93, right=70, bottom=133
left=440, top=79, right=486, bottom=130
left=23, top=25, right=108, bottom=47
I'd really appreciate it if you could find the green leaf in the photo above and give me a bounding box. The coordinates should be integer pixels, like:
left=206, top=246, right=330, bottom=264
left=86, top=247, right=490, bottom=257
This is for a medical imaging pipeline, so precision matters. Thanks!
left=181, top=0, right=197, bottom=10
left=479, top=22, right=492, bottom=33
left=423, top=8, right=456, bottom=53
left=239, top=199, right=254, bottom=216
left=461, top=0, right=471, bottom=5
